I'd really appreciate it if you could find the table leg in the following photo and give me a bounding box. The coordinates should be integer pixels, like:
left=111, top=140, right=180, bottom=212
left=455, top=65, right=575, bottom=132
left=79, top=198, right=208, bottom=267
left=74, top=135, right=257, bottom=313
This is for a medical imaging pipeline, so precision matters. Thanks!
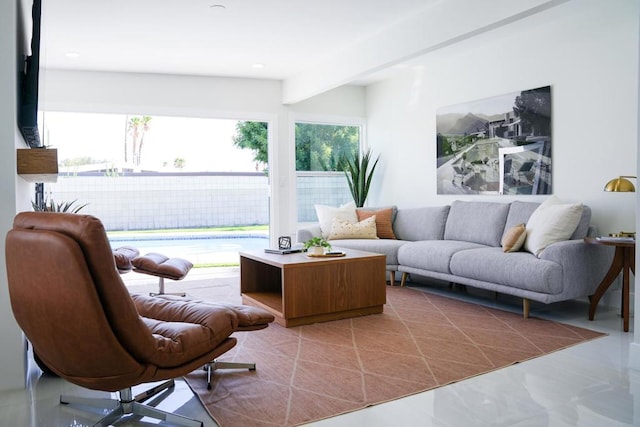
left=589, top=246, right=624, bottom=321
left=622, top=247, right=634, bottom=332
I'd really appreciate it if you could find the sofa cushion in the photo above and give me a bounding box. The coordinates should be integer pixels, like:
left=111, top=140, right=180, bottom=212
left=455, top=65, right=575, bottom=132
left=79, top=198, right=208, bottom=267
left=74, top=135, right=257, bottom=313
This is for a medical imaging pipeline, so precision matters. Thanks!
left=394, top=206, right=450, bottom=241
left=356, top=207, right=396, bottom=239
left=503, top=201, right=539, bottom=231
left=329, top=239, right=406, bottom=265
left=572, top=205, right=592, bottom=239
left=504, top=201, right=591, bottom=241
left=314, top=201, right=357, bottom=239
left=328, top=216, right=378, bottom=240
left=501, top=223, right=526, bottom=252
left=398, top=240, right=486, bottom=274
left=450, top=247, right=563, bottom=294
left=444, top=201, right=510, bottom=247
left=524, top=196, right=583, bottom=257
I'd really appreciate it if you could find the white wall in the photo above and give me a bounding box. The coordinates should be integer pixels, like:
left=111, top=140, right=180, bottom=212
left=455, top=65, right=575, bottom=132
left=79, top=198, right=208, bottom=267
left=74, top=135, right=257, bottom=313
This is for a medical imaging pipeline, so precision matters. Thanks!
left=630, top=0, right=640, bottom=372
left=0, top=0, right=34, bottom=391
left=366, top=0, right=638, bottom=237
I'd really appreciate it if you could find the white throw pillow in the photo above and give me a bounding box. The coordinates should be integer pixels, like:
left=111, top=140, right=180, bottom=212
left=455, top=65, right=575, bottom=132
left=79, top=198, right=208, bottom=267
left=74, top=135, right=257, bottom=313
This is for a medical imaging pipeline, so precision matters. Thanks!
left=328, top=216, right=378, bottom=240
left=314, top=201, right=357, bottom=239
left=524, top=196, right=583, bottom=257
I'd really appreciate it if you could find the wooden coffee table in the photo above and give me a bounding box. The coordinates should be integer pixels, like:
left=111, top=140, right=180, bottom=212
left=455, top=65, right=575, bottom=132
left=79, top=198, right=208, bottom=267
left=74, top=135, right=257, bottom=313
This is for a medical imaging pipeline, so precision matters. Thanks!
left=239, top=248, right=386, bottom=327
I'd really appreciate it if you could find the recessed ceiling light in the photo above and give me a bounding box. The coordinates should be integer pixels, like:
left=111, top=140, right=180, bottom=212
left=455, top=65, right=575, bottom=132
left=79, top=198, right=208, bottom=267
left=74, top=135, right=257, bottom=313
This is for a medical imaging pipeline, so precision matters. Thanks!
left=210, top=4, right=226, bottom=9
left=251, top=63, right=264, bottom=69
left=65, top=52, right=80, bottom=58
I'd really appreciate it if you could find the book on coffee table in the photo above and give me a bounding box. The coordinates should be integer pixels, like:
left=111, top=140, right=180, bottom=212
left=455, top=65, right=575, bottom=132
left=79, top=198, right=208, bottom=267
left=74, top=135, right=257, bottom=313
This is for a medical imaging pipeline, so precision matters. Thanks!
left=264, top=248, right=304, bottom=255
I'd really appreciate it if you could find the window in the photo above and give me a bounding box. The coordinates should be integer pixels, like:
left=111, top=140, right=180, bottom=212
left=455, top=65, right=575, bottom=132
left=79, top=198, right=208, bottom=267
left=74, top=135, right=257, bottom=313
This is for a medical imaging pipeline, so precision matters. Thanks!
left=44, top=112, right=259, bottom=173
left=40, top=112, right=270, bottom=234
left=295, top=122, right=361, bottom=224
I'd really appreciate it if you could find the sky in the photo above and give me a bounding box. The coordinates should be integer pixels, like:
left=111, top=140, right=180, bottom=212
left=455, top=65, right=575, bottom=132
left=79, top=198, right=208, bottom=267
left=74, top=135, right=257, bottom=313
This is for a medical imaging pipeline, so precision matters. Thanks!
left=42, top=112, right=259, bottom=172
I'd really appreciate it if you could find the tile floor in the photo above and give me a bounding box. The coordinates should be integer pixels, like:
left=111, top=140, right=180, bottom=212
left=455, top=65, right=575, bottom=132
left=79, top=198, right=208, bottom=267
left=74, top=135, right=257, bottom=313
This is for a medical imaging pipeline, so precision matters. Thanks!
left=0, top=268, right=636, bottom=426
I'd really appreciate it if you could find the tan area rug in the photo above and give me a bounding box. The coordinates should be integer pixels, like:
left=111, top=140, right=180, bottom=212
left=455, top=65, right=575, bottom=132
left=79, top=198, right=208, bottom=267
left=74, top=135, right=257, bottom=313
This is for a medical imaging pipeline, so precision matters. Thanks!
left=184, top=285, right=604, bottom=427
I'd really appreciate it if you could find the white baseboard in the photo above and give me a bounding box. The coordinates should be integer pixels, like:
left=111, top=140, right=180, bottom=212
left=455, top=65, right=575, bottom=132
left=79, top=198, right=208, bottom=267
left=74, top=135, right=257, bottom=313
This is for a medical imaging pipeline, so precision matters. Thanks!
left=599, top=281, right=635, bottom=316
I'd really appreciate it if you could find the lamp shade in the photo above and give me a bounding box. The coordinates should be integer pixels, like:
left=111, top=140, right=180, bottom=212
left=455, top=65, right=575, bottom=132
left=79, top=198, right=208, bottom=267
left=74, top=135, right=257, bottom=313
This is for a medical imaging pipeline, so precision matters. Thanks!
left=603, top=176, right=636, bottom=192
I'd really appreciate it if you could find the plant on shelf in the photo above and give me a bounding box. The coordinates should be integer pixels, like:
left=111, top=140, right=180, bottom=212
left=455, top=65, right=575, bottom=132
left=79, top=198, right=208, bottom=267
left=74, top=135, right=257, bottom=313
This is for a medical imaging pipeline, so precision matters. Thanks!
left=342, top=148, right=380, bottom=207
left=303, top=237, right=332, bottom=255
left=32, top=198, right=88, bottom=213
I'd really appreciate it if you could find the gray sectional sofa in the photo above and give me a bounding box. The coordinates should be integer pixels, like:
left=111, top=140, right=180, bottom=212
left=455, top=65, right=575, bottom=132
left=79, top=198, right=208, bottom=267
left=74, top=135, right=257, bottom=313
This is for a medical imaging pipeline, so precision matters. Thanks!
left=297, top=200, right=614, bottom=317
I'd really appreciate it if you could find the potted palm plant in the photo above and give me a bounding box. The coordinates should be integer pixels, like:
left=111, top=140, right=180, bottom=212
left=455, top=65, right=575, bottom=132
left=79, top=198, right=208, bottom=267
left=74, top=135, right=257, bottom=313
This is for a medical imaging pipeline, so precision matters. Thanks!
left=342, top=148, right=380, bottom=207
left=32, top=198, right=88, bottom=213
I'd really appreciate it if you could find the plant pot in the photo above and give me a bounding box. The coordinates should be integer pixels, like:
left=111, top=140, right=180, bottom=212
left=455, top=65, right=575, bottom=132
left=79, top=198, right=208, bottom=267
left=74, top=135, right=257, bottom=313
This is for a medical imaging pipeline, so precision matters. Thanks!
left=307, top=246, right=325, bottom=255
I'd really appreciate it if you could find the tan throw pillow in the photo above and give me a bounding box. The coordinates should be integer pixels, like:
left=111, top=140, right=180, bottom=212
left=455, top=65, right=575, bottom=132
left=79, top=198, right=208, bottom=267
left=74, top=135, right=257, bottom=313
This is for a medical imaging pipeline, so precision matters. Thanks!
left=501, top=223, right=527, bottom=252
left=356, top=208, right=397, bottom=239
left=524, top=196, right=583, bottom=257
left=314, top=201, right=358, bottom=239
left=328, top=216, right=378, bottom=240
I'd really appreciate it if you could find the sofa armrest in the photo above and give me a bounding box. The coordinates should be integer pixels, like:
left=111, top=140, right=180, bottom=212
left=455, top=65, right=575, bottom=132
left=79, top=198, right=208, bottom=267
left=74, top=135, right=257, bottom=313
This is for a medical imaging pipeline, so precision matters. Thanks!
left=586, top=225, right=599, bottom=237
left=540, top=239, right=615, bottom=298
left=297, top=224, right=322, bottom=243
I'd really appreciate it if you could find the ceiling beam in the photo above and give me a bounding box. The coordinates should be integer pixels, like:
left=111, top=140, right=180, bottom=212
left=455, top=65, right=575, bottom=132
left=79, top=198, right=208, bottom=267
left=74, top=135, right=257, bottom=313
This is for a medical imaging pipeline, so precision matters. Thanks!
left=282, top=0, right=570, bottom=105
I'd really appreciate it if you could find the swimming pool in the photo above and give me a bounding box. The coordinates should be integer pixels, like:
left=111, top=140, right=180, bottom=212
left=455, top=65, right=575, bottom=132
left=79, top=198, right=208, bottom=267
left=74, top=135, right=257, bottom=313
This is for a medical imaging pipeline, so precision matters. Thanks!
left=109, top=233, right=270, bottom=265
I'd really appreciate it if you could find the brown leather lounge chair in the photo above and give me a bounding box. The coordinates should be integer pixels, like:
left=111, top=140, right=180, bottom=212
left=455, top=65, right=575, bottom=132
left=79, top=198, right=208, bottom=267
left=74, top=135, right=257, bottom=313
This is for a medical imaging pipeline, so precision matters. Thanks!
left=5, top=212, right=274, bottom=427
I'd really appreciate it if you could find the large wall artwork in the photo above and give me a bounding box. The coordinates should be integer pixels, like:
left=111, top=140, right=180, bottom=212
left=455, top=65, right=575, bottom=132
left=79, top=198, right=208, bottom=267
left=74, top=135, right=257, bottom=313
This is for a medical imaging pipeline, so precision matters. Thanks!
left=436, top=85, right=552, bottom=195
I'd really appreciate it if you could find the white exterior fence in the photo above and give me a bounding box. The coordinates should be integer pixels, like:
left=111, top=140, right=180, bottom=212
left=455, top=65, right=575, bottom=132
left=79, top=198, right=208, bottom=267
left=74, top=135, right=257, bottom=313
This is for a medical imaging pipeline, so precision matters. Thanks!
left=43, top=172, right=352, bottom=231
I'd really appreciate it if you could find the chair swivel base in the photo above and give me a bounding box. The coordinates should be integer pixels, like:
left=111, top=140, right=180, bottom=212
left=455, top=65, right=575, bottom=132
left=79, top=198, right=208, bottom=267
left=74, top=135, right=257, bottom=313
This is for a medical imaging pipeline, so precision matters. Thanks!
left=60, top=379, right=202, bottom=427
left=204, top=360, right=256, bottom=390
left=150, top=277, right=186, bottom=297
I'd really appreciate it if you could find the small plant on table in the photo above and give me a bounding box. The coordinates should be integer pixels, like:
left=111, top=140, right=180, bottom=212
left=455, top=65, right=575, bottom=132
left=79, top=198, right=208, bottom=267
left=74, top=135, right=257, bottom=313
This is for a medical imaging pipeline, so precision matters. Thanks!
left=303, top=237, right=332, bottom=255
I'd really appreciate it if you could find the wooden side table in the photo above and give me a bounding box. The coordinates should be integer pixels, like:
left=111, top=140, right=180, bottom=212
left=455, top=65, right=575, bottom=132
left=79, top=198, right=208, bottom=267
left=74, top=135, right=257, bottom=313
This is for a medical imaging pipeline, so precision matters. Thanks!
left=584, top=237, right=635, bottom=332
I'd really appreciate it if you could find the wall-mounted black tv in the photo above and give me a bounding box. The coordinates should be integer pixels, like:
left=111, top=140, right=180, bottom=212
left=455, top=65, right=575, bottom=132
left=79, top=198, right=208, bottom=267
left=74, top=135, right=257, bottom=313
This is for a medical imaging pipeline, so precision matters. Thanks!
left=17, top=0, right=42, bottom=148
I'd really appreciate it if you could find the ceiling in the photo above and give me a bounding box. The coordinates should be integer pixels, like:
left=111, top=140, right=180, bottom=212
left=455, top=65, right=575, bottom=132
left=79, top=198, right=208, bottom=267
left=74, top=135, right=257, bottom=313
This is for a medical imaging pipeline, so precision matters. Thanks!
left=37, top=0, right=568, bottom=103
left=41, top=0, right=436, bottom=80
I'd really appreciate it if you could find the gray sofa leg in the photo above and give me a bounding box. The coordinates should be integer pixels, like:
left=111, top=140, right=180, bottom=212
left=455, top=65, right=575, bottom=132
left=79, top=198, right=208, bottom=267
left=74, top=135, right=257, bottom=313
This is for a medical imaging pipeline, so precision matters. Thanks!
left=523, top=298, right=530, bottom=319
left=389, top=271, right=396, bottom=286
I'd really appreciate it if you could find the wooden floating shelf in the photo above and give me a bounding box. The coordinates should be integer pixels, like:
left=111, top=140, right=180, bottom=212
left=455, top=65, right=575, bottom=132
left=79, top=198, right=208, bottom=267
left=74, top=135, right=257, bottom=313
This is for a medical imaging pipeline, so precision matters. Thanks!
left=17, top=148, right=58, bottom=182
